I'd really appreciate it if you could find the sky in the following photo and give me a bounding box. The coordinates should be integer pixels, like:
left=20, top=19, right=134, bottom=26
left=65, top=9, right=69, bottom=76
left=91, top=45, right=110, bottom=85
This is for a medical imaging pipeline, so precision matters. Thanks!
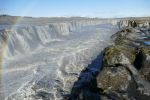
left=0, top=0, right=150, bottom=18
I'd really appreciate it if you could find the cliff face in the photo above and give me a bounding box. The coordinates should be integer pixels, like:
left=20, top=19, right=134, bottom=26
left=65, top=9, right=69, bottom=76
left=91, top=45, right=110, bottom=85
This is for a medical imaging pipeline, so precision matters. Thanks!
left=118, top=19, right=150, bottom=29
left=0, top=16, right=121, bottom=100
left=97, top=20, right=150, bottom=100
left=1, top=16, right=150, bottom=100
left=68, top=18, right=150, bottom=100
left=0, top=18, right=118, bottom=58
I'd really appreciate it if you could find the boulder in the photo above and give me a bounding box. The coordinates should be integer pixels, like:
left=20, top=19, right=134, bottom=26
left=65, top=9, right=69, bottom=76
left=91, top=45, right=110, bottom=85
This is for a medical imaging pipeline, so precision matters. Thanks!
left=97, top=66, right=131, bottom=92
left=103, top=45, right=135, bottom=67
left=99, top=19, right=150, bottom=100
left=138, top=47, right=150, bottom=81
left=127, top=77, right=150, bottom=100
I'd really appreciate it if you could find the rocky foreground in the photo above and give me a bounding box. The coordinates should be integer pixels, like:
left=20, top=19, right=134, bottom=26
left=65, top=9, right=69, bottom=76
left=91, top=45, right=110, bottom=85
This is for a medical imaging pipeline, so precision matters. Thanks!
left=67, top=19, right=150, bottom=100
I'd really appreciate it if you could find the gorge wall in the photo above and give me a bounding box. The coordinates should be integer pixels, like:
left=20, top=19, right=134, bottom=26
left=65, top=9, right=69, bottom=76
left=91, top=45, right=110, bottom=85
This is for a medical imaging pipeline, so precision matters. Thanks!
left=0, top=16, right=119, bottom=100
left=0, top=16, right=119, bottom=58
left=68, top=18, right=150, bottom=100
left=1, top=16, right=150, bottom=100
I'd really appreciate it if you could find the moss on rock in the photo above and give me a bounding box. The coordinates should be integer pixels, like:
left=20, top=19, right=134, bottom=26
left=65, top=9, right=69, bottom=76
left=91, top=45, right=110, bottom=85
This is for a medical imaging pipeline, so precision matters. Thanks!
left=97, top=66, right=131, bottom=92
left=103, top=45, right=136, bottom=67
left=99, top=19, right=150, bottom=100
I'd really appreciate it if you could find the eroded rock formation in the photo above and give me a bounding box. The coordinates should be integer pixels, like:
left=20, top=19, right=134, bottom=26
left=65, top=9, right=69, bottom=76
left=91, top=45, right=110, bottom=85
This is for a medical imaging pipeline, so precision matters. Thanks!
left=97, top=20, right=150, bottom=100
left=69, top=19, right=150, bottom=100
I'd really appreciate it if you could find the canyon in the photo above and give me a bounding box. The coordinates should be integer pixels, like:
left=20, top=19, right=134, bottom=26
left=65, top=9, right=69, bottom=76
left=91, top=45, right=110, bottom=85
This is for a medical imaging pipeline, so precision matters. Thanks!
left=0, top=16, right=150, bottom=100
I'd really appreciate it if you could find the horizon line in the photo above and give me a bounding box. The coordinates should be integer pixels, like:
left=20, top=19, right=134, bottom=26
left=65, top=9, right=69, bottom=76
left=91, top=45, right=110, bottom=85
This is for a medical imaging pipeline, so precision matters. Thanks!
left=1, top=14, right=150, bottom=19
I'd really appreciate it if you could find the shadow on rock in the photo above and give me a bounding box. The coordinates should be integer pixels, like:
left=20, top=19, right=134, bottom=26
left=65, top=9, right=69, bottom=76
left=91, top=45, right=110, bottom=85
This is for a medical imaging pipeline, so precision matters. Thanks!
left=64, top=52, right=104, bottom=100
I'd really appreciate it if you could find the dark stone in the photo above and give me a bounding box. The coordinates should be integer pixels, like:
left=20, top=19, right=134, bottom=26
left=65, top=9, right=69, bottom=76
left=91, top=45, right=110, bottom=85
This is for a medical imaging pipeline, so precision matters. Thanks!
left=127, top=79, right=150, bottom=100
left=69, top=71, right=100, bottom=100
left=34, top=91, right=54, bottom=100
left=67, top=53, right=103, bottom=100
left=68, top=19, right=150, bottom=100
left=134, top=48, right=144, bottom=70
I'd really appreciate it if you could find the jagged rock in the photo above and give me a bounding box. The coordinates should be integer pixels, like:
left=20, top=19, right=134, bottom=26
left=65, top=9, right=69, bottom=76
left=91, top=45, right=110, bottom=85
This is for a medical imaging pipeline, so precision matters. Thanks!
left=103, top=45, right=135, bottom=67
left=97, top=66, right=131, bottom=93
left=138, top=47, right=150, bottom=81
left=111, top=28, right=131, bottom=42
left=112, top=27, right=145, bottom=46
left=127, top=78, right=150, bottom=100
left=128, top=20, right=137, bottom=28
left=141, top=57, right=150, bottom=81
left=134, top=48, right=145, bottom=70
left=100, top=21, right=150, bottom=100
left=69, top=69, right=100, bottom=100
left=118, top=19, right=150, bottom=29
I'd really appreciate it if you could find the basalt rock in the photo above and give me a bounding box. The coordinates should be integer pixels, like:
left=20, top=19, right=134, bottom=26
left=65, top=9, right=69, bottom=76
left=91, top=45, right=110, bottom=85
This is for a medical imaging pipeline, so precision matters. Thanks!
left=103, top=45, right=135, bottom=67
left=67, top=19, right=150, bottom=100
left=118, top=19, right=150, bottom=29
left=68, top=68, right=101, bottom=100
left=138, top=46, right=150, bottom=81
left=98, top=20, right=150, bottom=100
left=97, top=66, right=131, bottom=92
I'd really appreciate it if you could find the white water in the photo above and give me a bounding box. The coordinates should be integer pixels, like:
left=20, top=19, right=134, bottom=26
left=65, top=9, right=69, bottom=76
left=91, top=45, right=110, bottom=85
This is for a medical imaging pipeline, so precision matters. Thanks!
left=0, top=20, right=118, bottom=100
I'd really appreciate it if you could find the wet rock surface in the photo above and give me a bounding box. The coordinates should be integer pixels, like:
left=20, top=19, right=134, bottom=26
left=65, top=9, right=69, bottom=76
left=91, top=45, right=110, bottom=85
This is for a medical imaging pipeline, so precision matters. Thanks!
left=69, top=19, right=150, bottom=100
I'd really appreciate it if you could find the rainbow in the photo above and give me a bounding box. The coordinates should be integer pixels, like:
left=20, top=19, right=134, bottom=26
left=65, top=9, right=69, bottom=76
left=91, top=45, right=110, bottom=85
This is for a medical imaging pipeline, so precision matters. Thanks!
left=0, top=16, right=24, bottom=98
